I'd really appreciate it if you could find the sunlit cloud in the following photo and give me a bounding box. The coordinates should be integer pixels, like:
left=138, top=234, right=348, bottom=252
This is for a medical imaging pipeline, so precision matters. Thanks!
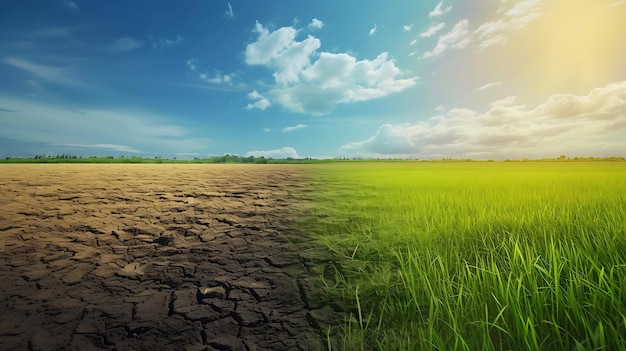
left=340, top=81, right=626, bottom=159
left=607, top=0, right=625, bottom=8
left=421, top=0, right=545, bottom=58
left=245, top=146, right=300, bottom=159
left=308, top=18, right=324, bottom=31
left=429, top=2, right=452, bottom=17
left=369, top=24, right=377, bottom=36
left=475, top=0, right=543, bottom=50
left=421, top=20, right=470, bottom=58
left=282, top=123, right=307, bottom=132
left=475, top=81, right=503, bottom=92
left=245, top=22, right=417, bottom=115
left=403, top=24, right=413, bottom=32
left=419, top=23, right=445, bottom=38
left=246, top=90, right=270, bottom=110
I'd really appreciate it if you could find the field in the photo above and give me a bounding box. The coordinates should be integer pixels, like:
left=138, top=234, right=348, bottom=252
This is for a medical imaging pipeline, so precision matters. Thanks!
left=0, top=164, right=333, bottom=350
left=303, top=162, right=626, bottom=350
left=1, top=162, right=625, bottom=350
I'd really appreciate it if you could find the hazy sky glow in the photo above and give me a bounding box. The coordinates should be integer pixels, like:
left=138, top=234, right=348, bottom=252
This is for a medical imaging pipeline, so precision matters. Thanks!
left=1, top=0, right=625, bottom=159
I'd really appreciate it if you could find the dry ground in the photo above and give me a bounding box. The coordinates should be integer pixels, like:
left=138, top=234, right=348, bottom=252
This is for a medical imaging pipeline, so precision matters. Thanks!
left=0, top=164, right=333, bottom=351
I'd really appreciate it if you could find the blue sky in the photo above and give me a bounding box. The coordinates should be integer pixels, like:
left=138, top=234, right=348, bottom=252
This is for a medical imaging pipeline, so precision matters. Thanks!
left=1, top=0, right=625, bottom=159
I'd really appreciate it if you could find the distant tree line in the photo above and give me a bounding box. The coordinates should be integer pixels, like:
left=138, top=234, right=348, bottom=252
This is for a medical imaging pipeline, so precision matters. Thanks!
left=1, top=154, right=624, bottom=163
left=33, top=154, right=80, bottom=159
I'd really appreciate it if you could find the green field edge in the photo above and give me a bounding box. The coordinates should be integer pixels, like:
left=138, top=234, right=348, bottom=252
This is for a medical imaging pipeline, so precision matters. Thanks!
left=298, top=162, right=626, bottom=351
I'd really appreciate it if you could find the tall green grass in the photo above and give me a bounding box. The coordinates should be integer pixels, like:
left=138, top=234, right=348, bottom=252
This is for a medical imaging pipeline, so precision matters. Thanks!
left=303, top=162, right=626, bottom=350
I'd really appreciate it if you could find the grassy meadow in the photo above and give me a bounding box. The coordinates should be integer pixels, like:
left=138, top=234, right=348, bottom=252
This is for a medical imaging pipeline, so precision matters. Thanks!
left=303, top=162, right=626, bottom=350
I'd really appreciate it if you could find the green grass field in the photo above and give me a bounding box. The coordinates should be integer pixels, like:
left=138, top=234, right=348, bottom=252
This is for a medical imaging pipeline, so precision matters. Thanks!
left=303, top=162, right=626, bottom=350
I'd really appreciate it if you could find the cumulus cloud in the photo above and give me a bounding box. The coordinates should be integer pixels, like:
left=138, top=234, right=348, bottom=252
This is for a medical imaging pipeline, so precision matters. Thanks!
left=339, top=81, right=626, bottom=159
left=245, top=22, right=417, bottom=115
left=475, top=81, right=503, bottom=92
left=246, top=90, right=270, bottom=110
left=282, top=123, right=307, bottom=132
left=245, top=21, right=321, bottom=85
left=369, top=24, right=377, bottom=36
left=308, top=18, right=324, bottom=31
left=245, top=146, right=300, bottom=159
left=419, top=23, right=445, bottom=38
left=429, top=2, right=452, bottom=17
left=403, top=24, right=413, bottom=32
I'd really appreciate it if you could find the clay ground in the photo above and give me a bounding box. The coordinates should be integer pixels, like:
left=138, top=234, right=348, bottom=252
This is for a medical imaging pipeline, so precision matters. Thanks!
left=0, top=164, right=334, bottom=351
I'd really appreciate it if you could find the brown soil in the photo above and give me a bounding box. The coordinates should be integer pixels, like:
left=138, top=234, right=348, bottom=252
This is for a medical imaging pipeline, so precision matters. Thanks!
left=0, top=164, right=334, bottom=351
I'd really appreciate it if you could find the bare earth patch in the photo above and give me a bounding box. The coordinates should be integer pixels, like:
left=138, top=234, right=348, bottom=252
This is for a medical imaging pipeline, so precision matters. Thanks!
left=0, top=164, right=330, bottom=350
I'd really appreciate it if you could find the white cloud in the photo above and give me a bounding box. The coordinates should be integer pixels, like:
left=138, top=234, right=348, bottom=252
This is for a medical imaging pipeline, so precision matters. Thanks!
left=245, top=146, right=300, bottom=159
left=245, top=21, right=321, bottom=85
left=475, top=81, right=503, bottom=92
left=4, top=57, right=86, bottom=87
left=339, top=81, right=626, bottom=159
left=187, top=58, right=237, bottom=85
left=153, top=35, right=183, bottom=48
left=422, top=20, right=470, bottom=58
left=0, top=96, right=207, bottom=156
left=419, top=23, right=445, bottom=38
left=490, top=96, right=517, bottom=108
left=105, top=37, right=144, bottom=52
left=422, top=0, right=544, bottom=58
left=245, top=22, right=417, bottom=115
left=308, top=18, right=324, bottom=31
left=282, top=124, right=307, bottom=132
left=65, top=144, right=142, bottom=153
left=369, top=24, right=377, bottom=36
left=429, top=2, right=452, bottom=17
left=403, top=24, right=413, bottom=32
left=225, top=2, right=234, bottom=18
left=200, top=72, right=235, bottom=84
left=246, top=90, right=271, bottom=110
left=475, top=0, right=543, bottom=50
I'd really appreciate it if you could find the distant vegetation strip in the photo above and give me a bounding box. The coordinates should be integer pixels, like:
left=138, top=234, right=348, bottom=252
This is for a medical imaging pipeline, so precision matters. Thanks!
left=0, top=154, right=319, bottom=164
left=1, top=154, right=624, bottom=164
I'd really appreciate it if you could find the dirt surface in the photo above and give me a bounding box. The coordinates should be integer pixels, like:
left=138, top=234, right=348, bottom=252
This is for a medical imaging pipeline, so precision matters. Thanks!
left=0, top=164, right=333, bottom=351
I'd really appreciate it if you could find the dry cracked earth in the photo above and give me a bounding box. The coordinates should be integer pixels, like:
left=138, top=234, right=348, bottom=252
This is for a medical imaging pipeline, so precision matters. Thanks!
left=0, top=164, right=338, bottom=351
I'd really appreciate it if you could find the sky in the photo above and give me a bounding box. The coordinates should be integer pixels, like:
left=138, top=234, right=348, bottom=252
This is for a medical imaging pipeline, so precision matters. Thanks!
left=1, top=0, right=625, bottom=160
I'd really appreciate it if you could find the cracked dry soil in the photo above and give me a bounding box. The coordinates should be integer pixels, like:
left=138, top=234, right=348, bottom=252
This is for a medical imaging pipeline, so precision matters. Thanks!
left=0, top=164, right=336, bottom=350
